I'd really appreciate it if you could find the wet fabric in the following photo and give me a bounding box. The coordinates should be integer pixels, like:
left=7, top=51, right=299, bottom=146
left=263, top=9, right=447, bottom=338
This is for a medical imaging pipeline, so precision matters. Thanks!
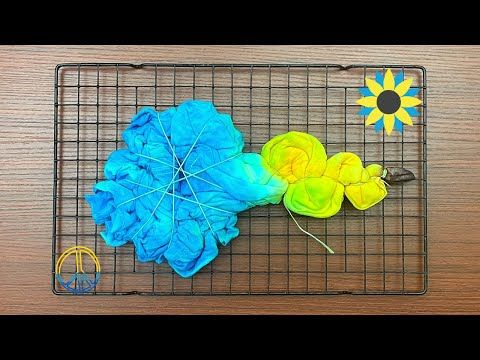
left=86, top=100, right=287, bottom=277
left=261, top=131, right=387, bottom=218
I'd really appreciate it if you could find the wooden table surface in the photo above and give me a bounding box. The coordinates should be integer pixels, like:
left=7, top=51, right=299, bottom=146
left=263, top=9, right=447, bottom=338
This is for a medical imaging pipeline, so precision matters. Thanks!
left=1, top=45, right=479, bottom=314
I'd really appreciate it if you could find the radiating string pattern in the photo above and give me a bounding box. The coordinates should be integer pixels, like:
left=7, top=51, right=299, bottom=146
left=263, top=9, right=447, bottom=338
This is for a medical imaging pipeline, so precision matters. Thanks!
left=53, top=64, right=427, bottom=295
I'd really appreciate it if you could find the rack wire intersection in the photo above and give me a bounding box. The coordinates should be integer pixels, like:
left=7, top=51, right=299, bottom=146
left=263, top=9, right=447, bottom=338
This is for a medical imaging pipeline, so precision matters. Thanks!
left=52, top=63, right=427, bottom=295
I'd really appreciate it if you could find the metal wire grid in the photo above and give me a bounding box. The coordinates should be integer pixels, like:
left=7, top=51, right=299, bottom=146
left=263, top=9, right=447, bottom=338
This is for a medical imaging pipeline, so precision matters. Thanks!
left=52, top=63, right=427, bottom=295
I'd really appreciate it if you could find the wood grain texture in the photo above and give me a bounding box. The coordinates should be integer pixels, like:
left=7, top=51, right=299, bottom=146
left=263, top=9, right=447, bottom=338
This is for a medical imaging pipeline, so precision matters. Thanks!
left=1, top=45, right=479, bottom=314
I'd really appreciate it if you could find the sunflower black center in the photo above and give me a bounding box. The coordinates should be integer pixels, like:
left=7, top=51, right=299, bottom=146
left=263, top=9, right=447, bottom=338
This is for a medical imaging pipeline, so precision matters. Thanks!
left=377, top=90, right=401, bottom=114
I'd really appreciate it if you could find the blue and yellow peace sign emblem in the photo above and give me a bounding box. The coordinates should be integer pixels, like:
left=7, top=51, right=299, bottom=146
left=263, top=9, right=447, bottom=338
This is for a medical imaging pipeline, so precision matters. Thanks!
left=55, top=246, right=101, bottom=294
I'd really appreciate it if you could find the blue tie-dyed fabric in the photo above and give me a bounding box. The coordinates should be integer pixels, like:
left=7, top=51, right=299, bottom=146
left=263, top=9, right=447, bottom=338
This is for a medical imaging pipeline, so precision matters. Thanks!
left=85, top=100, right=287, bottom=277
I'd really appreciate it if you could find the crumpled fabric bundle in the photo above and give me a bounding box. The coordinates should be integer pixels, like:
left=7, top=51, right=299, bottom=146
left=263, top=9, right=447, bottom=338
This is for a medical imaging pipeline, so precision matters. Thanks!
left=261, top=131, right=387, bottom=218
left=86, top=100, right=287, bottom=277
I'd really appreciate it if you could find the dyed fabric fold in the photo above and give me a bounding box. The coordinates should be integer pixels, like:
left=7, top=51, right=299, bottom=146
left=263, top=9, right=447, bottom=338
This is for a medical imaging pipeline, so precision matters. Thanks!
left=261, top=131, right=387, bottom=218
left=86, top=100, right=287, bottom=277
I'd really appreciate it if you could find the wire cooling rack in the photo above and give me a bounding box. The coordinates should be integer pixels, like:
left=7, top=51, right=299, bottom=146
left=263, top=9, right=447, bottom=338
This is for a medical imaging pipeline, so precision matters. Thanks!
left=52, top=63, right=427, bottom=295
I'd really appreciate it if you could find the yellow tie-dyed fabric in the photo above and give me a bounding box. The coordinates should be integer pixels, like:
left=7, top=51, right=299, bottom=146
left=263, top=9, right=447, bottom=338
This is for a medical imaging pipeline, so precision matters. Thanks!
left=261, top=131, right=387, bottom=218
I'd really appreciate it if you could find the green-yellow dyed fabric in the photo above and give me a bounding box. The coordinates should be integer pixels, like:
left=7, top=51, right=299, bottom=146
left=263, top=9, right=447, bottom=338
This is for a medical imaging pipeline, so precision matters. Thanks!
left=261, top=131, right=387, bottom=218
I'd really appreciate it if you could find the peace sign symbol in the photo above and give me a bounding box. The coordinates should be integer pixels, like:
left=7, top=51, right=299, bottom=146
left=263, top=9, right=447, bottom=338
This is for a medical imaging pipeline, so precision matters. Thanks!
left=55, top=246, right=101, bottom=294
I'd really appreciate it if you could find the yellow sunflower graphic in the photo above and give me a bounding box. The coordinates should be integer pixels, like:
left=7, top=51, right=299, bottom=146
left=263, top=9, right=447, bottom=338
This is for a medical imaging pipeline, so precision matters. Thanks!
left=357, top=69, right=422, bottom=135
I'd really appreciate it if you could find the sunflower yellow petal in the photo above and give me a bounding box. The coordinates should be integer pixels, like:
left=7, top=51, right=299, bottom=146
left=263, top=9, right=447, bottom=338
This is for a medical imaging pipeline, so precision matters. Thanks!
left=401, top=96, right=422, bottom=107
left=356, top=96, right=377, bottom=107
left=384, top=114, right=395, bottom=135
left=395, top=107, right=413, bottom=126
left=365, top=108, right=383, bottom=125
left=394, top=78, right=413, bottom=97
left=383, top=69, right=394, bottom=90
left=366, top=78, right=383, bottom=96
